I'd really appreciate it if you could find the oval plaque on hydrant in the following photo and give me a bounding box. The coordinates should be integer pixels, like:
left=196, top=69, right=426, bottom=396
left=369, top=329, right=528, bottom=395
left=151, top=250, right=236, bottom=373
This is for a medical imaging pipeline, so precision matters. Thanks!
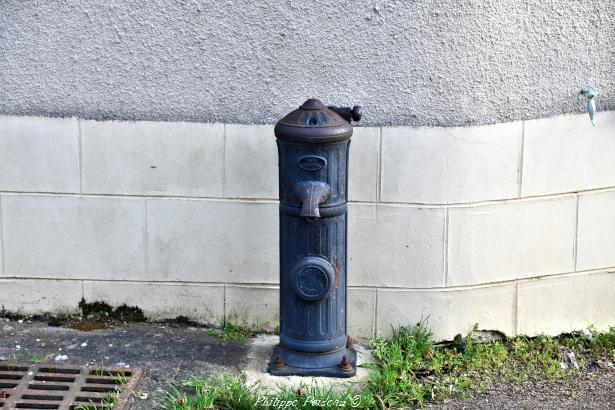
left=269, top=98, right=362, bottom=378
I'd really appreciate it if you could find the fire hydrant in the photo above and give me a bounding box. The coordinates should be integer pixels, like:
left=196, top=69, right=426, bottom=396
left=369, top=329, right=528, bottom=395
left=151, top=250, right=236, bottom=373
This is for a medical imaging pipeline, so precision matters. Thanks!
left=269, top=98, right=362, bottom=377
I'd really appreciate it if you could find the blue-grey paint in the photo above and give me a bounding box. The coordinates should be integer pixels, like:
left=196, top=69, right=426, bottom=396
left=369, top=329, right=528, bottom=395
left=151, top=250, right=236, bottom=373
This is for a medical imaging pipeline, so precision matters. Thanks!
left=272, top=100, right=355, bottom=377
left=1, top=0, right=613, bottom=126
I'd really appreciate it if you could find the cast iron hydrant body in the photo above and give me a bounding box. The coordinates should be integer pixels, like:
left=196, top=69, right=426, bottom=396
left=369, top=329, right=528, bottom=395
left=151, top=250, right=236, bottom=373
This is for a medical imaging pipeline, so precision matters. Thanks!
left=270, top=99, right=361, bottom=377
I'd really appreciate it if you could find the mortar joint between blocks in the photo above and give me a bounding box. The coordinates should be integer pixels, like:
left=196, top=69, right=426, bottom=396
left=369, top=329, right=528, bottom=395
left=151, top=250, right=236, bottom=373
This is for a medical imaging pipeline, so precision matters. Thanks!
left=223, top=284, right=227, bottom=327
left=514, top=282, right=519, bottom=336
left=0, top=195, right=4, bottom=277
left=77, top=118, right=83, bottom=194
left=2, top=184, right=615, bottom=209
left=373, top=289, right=379, bottom=338
left=518, top=120, right=525, bottom=198
left=222, top=124, right=227, bottom=198
left=573, top=193, right=579, bottom=272
left=144, top=199, right=149, bottom=277
left=376, top=126, right=383, bottom=203
left=444, top=207, right=449, bottom=287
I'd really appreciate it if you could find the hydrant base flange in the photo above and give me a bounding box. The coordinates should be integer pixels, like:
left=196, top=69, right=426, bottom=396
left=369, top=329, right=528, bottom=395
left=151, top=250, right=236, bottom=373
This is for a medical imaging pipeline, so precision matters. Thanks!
left=268, top=345, right=357, bottom=378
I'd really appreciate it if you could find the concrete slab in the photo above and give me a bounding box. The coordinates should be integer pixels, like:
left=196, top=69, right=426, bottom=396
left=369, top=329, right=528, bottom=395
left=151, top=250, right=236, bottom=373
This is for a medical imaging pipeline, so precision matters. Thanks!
left=242, top=334, right=374, bottom=393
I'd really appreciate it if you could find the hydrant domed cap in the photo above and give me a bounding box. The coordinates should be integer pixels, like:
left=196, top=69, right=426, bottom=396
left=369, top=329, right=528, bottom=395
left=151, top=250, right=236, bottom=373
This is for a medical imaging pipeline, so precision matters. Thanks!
left=275, top=99, right=353, bottom=143
left=299, top=98, right=327, bottom=110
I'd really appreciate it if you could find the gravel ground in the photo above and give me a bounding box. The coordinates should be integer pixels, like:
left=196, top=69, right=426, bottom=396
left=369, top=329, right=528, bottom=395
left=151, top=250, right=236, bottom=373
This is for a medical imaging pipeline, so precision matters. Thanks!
left=1, top=319, right=613, bottom=409
left=427, top=369, right=615, bottom=409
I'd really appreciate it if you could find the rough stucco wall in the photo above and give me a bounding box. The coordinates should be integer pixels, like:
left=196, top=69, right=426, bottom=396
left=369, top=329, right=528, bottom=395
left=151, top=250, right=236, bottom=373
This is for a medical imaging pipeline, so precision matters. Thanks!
left=0, top=0, right=613, bottom=126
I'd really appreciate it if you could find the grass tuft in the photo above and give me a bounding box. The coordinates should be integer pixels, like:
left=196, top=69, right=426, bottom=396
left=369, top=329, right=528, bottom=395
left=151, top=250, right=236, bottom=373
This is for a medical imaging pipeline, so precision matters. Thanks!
left=158, top=374, right=259, bottom=410
left=367, top=322, right=472, bottom=407
left=207, top=322, right=258, bottom=342
left=28, top=349, right=51, bottom=363
left=157, top=374, right=375, bottom=410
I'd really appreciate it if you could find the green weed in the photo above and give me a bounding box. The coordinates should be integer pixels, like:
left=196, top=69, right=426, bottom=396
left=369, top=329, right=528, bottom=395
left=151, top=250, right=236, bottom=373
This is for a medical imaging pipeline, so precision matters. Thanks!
left=157, top=374, right=374, bottom=410
left=158, top=322, right=615, bottom=409
left=207, top=322, right=258, bottom=342
left=157, top=374, right=259, bottom=409
left=28, top=349, right=51, bottom=363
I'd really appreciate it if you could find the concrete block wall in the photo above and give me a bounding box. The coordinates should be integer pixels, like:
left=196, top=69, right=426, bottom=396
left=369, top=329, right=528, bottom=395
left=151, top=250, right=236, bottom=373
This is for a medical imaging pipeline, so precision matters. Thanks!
left=1, top=112, right=614, bottom=341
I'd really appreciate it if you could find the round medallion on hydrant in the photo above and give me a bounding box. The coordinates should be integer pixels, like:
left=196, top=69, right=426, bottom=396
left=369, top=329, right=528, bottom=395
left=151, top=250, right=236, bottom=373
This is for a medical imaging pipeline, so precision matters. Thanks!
left=291, top=256, right=336, bottom=302
left=269, top=98, right=361, bottom=378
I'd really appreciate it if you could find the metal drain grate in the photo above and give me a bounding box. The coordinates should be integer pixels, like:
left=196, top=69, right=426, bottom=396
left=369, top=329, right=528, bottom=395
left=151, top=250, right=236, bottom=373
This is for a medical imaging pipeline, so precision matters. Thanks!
left=0, top=363, right=142, bottom=409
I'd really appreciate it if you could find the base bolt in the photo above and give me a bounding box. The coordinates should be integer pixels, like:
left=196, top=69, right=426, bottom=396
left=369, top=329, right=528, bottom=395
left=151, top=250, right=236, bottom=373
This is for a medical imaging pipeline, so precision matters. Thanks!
left=272, top=355, right=285, bottom=369
left=339, top=355, right=353, bottom=372
left=346, top=336, right=354, bottom=350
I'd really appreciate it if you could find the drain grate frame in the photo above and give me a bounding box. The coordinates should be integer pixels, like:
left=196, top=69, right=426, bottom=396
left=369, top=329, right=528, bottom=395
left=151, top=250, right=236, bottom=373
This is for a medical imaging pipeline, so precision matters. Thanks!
left=0, top=363, right=142, bottom=409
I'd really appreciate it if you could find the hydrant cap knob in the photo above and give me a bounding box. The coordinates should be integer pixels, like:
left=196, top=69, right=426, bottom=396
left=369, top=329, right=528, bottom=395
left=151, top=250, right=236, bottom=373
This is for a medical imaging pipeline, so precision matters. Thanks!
left=352, top=106, right=362, bottom=122
left=275, top=98, right=354, bottom=143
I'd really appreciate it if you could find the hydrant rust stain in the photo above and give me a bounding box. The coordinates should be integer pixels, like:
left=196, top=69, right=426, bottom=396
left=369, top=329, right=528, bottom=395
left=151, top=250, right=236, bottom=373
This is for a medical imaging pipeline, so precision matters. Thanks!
left=334, top=258, right=341, bottom=288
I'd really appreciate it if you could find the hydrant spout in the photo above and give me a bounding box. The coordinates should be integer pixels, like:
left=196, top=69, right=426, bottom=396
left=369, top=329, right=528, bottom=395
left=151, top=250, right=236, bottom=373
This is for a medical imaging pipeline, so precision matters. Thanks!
left=294, top=181, right=332, bottom=219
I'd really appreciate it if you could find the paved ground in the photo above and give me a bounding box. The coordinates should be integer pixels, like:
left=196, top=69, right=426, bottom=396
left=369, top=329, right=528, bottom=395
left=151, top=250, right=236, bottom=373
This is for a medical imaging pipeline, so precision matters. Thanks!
left=0, top=319, right=247, bottom=408
left=1, top=319, right=614, bottom=409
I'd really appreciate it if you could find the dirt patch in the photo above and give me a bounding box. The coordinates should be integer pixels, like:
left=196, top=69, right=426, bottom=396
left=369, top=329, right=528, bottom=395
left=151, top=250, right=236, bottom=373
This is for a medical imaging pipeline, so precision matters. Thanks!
left=70, top=319, right=108, bottom=332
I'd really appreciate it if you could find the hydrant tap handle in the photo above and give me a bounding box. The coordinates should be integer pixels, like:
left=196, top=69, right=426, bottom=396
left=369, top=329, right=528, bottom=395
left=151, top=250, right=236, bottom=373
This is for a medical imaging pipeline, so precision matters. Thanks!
left=351, top=106, right=362, bottom=122
left=327, top=105, right=363, bottom=123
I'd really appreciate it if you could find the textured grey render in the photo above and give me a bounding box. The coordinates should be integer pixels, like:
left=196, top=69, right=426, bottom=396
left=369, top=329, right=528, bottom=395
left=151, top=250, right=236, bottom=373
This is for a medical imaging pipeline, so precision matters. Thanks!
left=0, top=0, right=613, bottom=126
